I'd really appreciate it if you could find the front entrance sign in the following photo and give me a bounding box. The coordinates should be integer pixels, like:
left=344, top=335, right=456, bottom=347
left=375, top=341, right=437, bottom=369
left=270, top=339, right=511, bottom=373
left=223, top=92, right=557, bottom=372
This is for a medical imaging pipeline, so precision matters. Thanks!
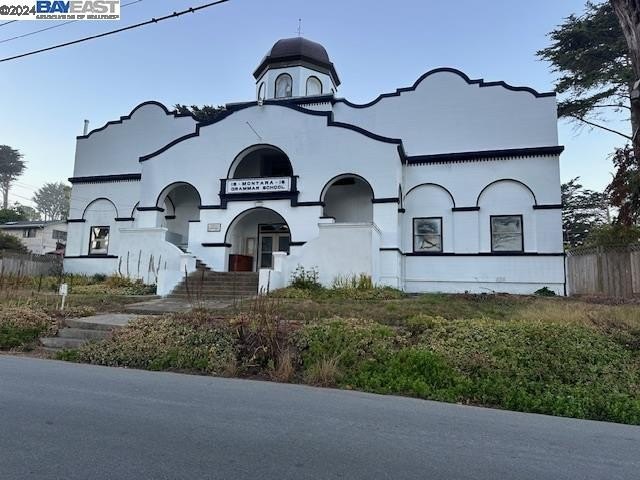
left=226, top=177, right=291, bottom=194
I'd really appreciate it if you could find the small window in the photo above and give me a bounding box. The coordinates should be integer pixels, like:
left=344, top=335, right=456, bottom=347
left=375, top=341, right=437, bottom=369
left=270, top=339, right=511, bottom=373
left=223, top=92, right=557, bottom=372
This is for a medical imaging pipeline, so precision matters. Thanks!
left=257, top=82, right=265, bottom=100
left=491, top=215, right=523, bottom=252
left=275, top=73, right=292, bottom=98
left=413, top=217, right=442, bottom=253
left=52, top=230, right=67, bottom=241
left=22, top=228, right=36, bottom=238
left=306, top=76, right=322, bottom=96
left=89, top=226, right=110, bottom=255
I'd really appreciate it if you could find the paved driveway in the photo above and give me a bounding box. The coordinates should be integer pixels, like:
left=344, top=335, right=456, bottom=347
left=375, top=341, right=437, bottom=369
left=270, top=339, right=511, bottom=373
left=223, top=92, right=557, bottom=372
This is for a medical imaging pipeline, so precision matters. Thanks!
left=1, top=356, right=638, bottom=479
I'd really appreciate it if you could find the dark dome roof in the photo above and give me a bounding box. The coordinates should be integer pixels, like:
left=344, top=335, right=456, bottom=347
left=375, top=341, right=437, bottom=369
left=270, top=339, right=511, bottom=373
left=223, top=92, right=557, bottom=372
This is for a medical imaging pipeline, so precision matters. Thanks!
left=253, top=37, right=340, bottom=86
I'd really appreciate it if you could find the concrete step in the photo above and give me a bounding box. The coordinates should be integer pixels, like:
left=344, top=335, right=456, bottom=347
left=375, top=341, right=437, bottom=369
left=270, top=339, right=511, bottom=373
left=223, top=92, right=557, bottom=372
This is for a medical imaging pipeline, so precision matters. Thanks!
left=64, top=314, right=134, bottom=331
left=173, top=285, right=258, bottom=292
left=58, top=328, right=110, bottom=341
left=40, top=337, right=87, bottom=349
left=168, top=292, right=258, bottom=300
left=180, top=280, right=258, bottom=286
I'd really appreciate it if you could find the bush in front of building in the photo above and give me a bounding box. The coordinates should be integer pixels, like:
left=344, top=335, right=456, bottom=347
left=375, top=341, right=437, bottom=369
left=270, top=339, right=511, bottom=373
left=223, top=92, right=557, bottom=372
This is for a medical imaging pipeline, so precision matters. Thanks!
left=0, top=307, right=57, bottom=350
left=56, top=295, right=640, bottom=425
left=0, top=231, right=28, bottom=253
left=65, top=315, right=236, bottom=374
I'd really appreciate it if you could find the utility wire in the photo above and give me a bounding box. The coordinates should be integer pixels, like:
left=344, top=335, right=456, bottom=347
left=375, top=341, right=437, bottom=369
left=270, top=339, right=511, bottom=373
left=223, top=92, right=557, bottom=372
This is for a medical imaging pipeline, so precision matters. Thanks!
left=0, top=0, right=144, bottom=45
left=0, top=20, right=17, bottom=27
left=0, top=0, right=230, bottom=63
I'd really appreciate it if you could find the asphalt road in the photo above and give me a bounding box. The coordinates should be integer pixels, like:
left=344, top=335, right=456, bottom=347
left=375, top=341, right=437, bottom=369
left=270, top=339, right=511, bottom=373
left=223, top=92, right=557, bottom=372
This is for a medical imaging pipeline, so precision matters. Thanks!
left=1, top=356, right=638, bottom=480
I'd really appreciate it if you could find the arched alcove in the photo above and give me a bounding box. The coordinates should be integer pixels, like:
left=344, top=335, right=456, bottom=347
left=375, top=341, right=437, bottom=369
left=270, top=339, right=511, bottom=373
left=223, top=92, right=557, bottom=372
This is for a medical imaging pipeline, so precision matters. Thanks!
left=156, top=182, right=201, bottom=248
left=228, top=145, right=293, bottom=179
left=404, top=183, right=455, bottom=253
left=477, top=179, right=536, bottom=252
left=225, top=207, right=290, bottom=271
left=321, top=174, right=374, bottom=223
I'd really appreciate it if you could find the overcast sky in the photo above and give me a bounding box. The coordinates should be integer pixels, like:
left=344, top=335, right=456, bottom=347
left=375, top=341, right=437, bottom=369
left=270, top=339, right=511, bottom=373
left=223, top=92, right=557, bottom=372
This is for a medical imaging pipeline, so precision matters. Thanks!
left=0, top=0, right=622, bottom=206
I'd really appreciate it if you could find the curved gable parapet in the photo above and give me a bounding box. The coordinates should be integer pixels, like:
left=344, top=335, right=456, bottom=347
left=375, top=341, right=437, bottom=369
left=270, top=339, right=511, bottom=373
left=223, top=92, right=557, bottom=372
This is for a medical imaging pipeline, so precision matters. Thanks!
left=78, top=101, right=196, bottom=140
left=335, top=67, right=555, bottom=109
left=139, top=102, right=405, bottom=163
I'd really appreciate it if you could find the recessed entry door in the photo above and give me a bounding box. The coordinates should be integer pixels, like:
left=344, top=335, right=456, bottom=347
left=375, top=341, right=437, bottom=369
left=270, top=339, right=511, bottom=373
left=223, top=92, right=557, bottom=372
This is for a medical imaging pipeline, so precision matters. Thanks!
left=258, top=224, right=290, bottom=269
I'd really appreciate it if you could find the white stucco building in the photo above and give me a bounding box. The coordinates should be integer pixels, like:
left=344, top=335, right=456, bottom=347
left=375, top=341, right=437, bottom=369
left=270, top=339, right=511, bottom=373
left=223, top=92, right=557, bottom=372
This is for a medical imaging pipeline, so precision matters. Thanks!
left=64, top=37, right=565, bottom=295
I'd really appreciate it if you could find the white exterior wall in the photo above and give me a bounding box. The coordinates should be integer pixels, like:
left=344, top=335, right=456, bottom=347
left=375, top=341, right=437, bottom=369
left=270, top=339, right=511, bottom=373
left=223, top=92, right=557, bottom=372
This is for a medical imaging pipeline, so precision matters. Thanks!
left=64, top=65, right=564, bottom=296
left=333, top=69, right=558, bottom=155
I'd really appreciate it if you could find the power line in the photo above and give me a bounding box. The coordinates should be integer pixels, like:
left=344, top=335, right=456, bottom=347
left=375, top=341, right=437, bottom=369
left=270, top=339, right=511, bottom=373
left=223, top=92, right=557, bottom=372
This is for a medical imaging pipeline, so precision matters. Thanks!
left=0, top=20, right=17, bottom=27
left=0, top=0, right=144, bottom=45
left=0, top=0, right=230, bottom=63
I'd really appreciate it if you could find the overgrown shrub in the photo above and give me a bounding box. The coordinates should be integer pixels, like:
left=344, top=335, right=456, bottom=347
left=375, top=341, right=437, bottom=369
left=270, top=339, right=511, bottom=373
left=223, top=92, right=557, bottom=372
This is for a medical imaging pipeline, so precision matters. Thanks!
left=289, top=265, right=321, bottom=290
left=67, top=316, right=236, bottom=374
left=231, top=295, right=293, bottom=374
left=0, top=307, right=56, bottom=349
left=332, top=274, right=373, bottom=290
left=534, top=287, right=556, bottom=297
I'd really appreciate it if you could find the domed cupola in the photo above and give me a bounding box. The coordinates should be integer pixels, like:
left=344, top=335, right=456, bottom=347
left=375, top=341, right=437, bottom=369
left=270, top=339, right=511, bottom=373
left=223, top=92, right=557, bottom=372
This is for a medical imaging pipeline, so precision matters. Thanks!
left=253, top=37, right=340, bottom=101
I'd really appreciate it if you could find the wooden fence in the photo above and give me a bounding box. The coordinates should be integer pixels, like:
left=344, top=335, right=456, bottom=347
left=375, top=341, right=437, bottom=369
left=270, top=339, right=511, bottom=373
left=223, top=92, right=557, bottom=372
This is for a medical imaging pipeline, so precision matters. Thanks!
left=566, top=244, right=640, bottom=298
left=0, top=251, right=62, bottom=277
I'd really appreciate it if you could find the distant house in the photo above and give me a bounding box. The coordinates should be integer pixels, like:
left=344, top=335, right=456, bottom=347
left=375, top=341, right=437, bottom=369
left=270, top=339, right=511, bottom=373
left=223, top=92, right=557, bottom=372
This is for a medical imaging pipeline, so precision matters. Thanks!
left=0, top=220, right=67, bottom=255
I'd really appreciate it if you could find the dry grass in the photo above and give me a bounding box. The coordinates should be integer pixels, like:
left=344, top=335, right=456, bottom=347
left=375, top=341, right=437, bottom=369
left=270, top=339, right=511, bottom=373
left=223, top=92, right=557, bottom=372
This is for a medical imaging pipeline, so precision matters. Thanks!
left=305, top=355, right=341, bottom=387
left=271, top=349, right=296, bottom=382
left=513, top=298, right=640, bottom=331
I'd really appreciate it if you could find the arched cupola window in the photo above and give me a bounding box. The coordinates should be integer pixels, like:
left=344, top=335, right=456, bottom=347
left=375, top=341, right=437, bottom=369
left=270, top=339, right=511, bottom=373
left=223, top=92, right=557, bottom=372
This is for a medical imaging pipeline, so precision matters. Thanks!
left=306, top=76, right=322, bottom=96
left=275, top=73, right=293, bottom=98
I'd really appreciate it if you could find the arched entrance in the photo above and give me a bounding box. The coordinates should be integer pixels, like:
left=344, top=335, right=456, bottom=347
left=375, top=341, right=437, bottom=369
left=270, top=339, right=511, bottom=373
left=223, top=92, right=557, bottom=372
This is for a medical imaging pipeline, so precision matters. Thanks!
left=225, top=208, right=290, bottom=271
left=321, top=174, right=374, bottom=223
left=156, top=182, right=201, bottom=249
left=228, top=145, right=293, bottom=179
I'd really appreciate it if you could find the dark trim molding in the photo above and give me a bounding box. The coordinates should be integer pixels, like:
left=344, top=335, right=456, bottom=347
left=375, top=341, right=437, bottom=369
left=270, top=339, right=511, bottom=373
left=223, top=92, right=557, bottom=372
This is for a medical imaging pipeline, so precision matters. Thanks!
left=199, top=205, right=223, bottom=210
left=295, top=201, right=325, bottom=207
left=380, top=247, right=403, bottom=253
left=188, top=220, right=201, bottom=223
left=372, top=197, right=400, bottom=204
left=136, top=206, right=164, bottom=212
left=405, top=183, right=456, bottom=207
left=405, top=146, right=565, bottom=165
left=114, top=217, right=135, bottom=222
left=289, top=241, right=306, bottom=247
left=68, top=173, right=141, bottom=184
left=140, top=102, right=404, bottom=163
left=404, top=252, right=565, bottom=257
left=476, top=179, right=537, bottom=206
left=334, top=67, right=555, bottom=110
left=164, top=215, right=176, bottom=220
left=201, top=242, right=231, bottom=248
left=398, top=208, right=406, bottom=213
left=533, top=204, right=563, bottom=210
left=64, top=255, right=118, bottom=259
left=67, top=219, right=86, bottom=223
left=77, top=101, right=194, bottom=139
left=82, top=197, right=119, bottom=218
left=452, top=206, right=480, bottom=212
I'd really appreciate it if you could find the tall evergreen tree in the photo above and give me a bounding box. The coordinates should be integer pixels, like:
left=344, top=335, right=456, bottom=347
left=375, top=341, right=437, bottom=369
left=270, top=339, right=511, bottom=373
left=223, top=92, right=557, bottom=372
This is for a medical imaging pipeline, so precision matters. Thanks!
left=0, top=145, right=26, bottom=209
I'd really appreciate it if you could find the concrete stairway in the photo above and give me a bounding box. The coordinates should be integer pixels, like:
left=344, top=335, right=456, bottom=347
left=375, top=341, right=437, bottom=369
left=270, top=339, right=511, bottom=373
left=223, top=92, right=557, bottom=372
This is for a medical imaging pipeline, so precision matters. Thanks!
left=40, top=314, right=134, bottom=352
left=168, top=259, right=259, bottom=301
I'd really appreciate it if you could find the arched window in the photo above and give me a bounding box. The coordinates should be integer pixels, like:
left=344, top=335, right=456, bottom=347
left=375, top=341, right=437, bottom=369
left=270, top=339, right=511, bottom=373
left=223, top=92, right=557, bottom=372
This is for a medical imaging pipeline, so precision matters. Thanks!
left=306, top=76, right=322, bottom=96
left=257, top=82, right=265, bottom=100
left=275, top=73, right=292, bottom=98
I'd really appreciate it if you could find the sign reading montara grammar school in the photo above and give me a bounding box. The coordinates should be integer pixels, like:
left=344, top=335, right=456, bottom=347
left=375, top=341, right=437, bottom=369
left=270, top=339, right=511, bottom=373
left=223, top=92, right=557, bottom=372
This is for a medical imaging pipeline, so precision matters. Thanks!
left=226, top=177, right=291, bottom=194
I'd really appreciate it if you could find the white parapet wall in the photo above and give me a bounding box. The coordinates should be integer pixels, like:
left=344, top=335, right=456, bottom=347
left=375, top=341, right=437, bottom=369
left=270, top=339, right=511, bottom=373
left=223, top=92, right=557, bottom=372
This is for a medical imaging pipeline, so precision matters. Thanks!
left=259, top=222, right=381, bottom=293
